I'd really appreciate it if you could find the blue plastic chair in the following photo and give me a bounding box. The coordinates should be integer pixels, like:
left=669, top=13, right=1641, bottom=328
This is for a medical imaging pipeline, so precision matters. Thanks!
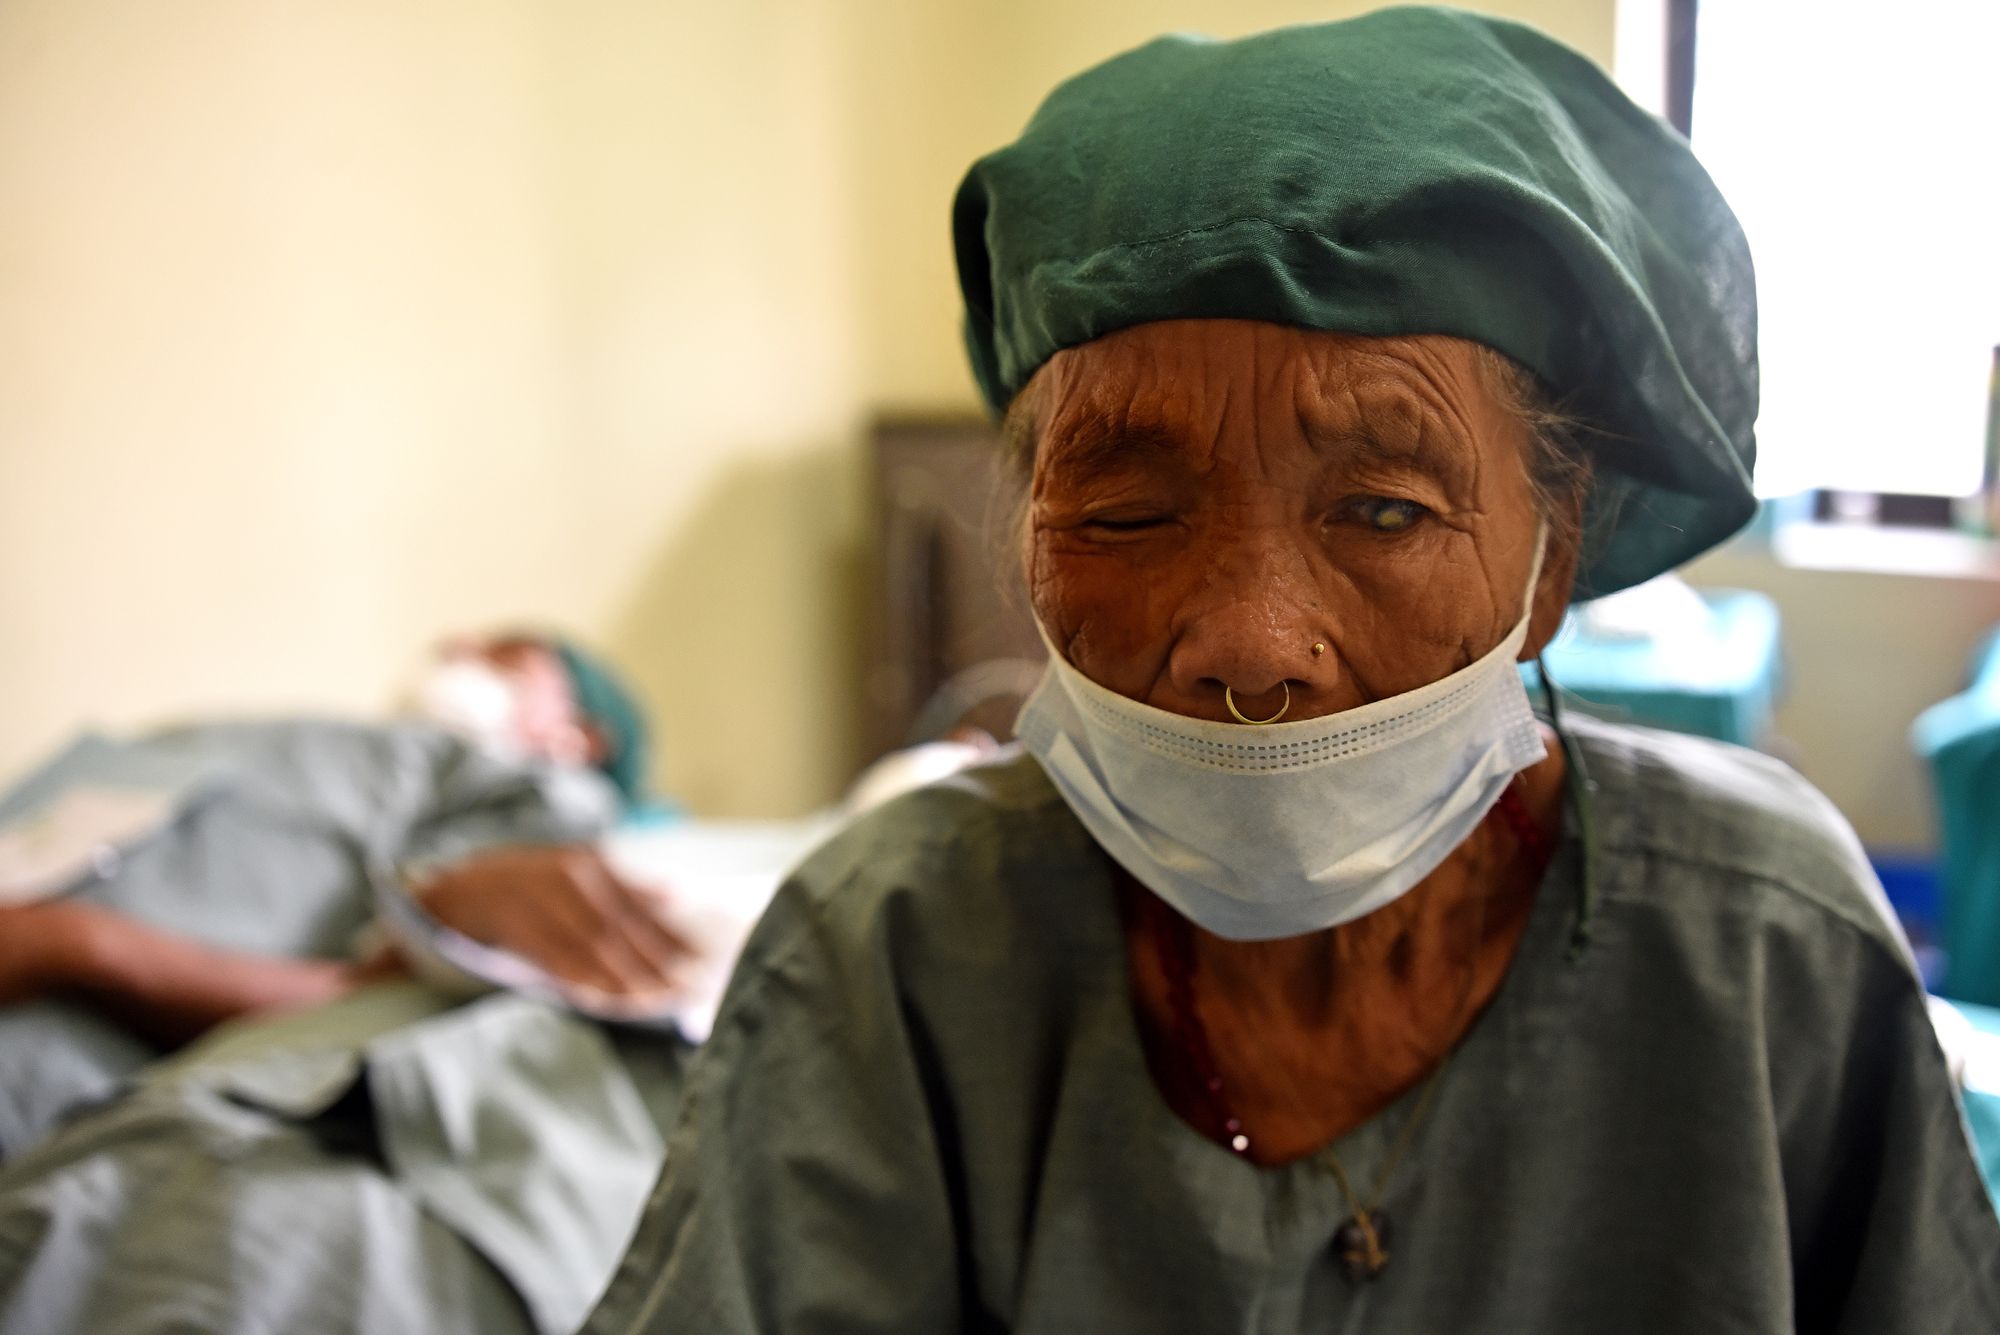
left=1913, top=632, right=2000, bottom=1008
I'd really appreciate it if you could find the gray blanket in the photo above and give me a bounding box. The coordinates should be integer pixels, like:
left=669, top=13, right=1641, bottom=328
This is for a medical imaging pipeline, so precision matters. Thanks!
left=0, top=984, right=686, bottom=1335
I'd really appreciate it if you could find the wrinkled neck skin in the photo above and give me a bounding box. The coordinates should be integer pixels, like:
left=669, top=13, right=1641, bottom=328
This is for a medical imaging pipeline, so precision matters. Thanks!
left=1021, top=319, right=1581, bottom=1163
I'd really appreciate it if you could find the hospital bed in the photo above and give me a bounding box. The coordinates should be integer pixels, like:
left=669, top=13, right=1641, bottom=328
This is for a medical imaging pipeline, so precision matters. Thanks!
left=0, top=726, right=837, bottom=1335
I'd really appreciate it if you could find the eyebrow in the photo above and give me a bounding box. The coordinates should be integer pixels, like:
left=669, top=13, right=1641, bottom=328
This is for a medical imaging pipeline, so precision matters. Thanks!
left=1038, top=407, right=1186, bottom=480
left=1308, top=377, right=1474, bottom=479
left=1037, top=394, right=1472, bottom=483
left=1304, top=424, right=1461, bottom=478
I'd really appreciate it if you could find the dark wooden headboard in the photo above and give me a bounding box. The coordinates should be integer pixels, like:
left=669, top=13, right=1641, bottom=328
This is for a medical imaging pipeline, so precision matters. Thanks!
left=862, top=416, right=1044, bottom=759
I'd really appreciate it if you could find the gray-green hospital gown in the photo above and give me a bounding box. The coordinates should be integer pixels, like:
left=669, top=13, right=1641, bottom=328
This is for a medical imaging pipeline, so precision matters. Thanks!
left=588, top=718, right=2000, bottom=1333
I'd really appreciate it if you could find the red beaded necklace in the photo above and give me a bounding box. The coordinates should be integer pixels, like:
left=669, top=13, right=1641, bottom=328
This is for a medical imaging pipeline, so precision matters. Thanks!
left=1149, top=778, right=1555, bottom=1281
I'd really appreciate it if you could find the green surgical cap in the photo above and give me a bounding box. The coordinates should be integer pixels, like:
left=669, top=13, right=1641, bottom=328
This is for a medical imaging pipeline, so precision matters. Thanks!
left=952, top=5, right=1759, bottom=598
left=553, top=640, right=650, bottom=808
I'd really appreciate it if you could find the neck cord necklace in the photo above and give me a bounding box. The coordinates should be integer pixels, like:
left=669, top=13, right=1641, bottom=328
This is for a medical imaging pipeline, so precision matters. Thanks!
left=1151, top=778, right=1555, bottom=1283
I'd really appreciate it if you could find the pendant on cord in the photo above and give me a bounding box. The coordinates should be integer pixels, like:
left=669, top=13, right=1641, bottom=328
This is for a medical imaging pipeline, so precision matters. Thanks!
left=1334, top=1210, right=1392, bottom=1282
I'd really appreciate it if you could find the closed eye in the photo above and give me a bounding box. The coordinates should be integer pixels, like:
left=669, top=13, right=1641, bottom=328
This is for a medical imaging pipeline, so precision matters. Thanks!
left=1082, top=514, right=1172, bottom=534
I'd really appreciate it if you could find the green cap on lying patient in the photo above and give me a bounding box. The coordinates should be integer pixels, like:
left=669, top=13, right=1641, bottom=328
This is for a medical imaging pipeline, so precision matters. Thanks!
left=952, top=5, right=1758, bottom=599
left=553, top=640, right=650, bottom=808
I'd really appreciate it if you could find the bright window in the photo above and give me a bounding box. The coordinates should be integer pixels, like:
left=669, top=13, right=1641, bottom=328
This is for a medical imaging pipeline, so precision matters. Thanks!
left=1691, top=1, right=2000, bottom=499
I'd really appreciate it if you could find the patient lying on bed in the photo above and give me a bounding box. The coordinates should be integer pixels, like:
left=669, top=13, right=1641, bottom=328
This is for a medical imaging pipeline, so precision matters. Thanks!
left=0, top=631, right=681, bottom=1156
left=0, top=633, right=991, bottom=1335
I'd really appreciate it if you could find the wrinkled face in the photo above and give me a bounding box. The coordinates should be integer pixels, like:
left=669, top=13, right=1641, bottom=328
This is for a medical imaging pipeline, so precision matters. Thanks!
left=1022, top=320, right=1578, bottom=723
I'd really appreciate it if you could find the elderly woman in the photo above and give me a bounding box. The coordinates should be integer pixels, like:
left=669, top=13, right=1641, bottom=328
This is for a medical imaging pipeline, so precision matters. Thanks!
left=589, top=10, right=2000, bottom=1332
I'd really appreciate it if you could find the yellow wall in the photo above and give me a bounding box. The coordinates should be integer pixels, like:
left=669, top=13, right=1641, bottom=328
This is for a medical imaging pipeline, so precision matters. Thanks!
left=1, top=0, right=1620, bottom=816
left=1682, top=546, right=2000, bottom=850
left=0, top=0, right=866, bottom=815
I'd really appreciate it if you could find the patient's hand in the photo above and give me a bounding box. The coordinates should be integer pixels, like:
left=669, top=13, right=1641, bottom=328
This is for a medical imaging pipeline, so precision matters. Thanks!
left=414, top=845, right=695, bottom=1010
left=0, top=902, right=91, bottom=1006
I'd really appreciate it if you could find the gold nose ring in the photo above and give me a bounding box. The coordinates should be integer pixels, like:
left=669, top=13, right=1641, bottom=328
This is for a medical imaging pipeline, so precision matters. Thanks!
left=1224, top=683, right=1290, bottom=725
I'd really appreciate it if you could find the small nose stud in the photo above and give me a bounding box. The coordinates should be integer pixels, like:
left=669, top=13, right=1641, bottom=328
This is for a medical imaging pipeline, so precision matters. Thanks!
left=1311, top=642, right=1326, bottom=658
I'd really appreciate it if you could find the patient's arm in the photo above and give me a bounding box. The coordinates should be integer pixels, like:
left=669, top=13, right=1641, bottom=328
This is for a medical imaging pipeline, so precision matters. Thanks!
left=0, top=901, right=379, bottom=1047
left=0, top=843, right=694, bottom=1049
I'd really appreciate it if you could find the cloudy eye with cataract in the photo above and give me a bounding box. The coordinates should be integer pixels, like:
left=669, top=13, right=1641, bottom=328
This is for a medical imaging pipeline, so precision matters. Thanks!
left=1352, top=497, right=1430, bottom=532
